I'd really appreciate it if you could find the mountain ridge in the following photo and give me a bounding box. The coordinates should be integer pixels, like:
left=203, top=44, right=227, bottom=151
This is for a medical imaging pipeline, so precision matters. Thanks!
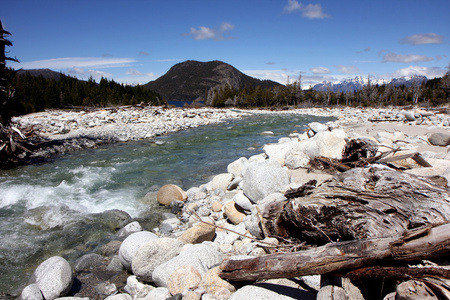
left=143, top=60, right=282, bottom=103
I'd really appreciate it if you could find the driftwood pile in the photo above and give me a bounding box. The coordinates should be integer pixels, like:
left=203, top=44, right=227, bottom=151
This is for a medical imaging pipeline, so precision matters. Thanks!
left=219, top=138, right=450, bottom=300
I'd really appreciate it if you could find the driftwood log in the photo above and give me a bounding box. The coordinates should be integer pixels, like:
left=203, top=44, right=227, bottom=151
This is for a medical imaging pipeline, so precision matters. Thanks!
left=264, top=165, right=450, bottom=245
left=219, top=223, right=450, bottom=281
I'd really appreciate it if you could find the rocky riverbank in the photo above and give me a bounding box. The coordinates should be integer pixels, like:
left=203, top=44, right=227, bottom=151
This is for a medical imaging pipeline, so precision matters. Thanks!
left=14, top=106, right=450, bottom=300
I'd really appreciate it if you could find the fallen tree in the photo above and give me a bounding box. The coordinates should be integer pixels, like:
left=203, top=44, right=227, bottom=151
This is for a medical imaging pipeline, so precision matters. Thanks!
left=219, top=223, right=450, bottom=281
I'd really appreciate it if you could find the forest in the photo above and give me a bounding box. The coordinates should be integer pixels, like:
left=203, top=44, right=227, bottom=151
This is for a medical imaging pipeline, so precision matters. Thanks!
left=7, top=70, right=163, bottom=117
left=208, top=72, right=450, bottom=108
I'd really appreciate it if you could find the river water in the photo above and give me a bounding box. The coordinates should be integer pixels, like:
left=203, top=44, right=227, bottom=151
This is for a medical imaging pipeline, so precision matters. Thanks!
left=0, top=112, right=334, bottom=295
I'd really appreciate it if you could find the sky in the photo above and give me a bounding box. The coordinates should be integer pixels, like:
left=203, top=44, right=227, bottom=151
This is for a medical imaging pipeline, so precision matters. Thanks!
left=2, top=0, right=450, bottom=87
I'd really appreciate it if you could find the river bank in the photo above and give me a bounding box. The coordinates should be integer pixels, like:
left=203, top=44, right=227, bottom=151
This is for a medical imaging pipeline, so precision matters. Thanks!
left=12, top=105, right=450, bottom=300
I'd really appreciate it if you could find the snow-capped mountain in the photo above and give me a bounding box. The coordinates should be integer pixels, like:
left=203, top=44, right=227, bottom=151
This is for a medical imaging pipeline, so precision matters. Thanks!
left=312, top=75, right=426, bottom=93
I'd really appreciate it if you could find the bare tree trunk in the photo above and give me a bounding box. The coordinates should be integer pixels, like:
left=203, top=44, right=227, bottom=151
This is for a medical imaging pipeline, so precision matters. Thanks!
left=219, top=223, right=450, bottom=281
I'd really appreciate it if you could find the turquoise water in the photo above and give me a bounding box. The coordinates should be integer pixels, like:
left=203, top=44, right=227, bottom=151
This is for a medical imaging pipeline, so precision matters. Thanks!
left=0, top=112, right=334, bottom=295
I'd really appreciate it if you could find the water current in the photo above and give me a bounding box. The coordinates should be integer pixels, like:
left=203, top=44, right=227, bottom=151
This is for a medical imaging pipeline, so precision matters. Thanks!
left=0, top=112, right=334, bottom=295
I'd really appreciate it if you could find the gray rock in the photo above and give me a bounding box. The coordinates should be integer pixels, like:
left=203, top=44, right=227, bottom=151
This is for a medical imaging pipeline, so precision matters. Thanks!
left=211, top=173, right=234, bottom=192
left=404, top=111, right=416, bottom=121
left=116, top=221, right=143, bottom=238
left=144, top=287, right=170, bottom=300
left=118, top=231, right=158, bottom=270
left=244, top=207, right=263, bottom=239
left=317, top=285, right=348, bottom=300
left=428, top=132, right=450, bottom=146
left=95, top=282, right=118, bottom=297
left=21, top=284, right=43, bottom=300
left=74, top=253, right=105, bottom=272
left=233, top=191, right=253, bottom=211
left=308, top=122, right=329, bottom=133
left=159, top=218, right=181, bottom=234
left=105, top=293, right=132, bottom=300
left=293, top=129, right=348, bottom=160
left=242, top=160, right=289, bottom=203
left=230, top=282, right=309, bottom=299
left=152, top=242, right=222, bottom=288
left=263, top=142, right=297, bottom=165
left=228, top=176, right=243, bottom=190
left=132, top=237, right=185, bottom=282
left=31, top=256, right=73, bottom=300
left=124, top=275, right=153, bottom=299
left=285, top=150, right=310, bottom=169
left=227, top=157, right=248, bottom=178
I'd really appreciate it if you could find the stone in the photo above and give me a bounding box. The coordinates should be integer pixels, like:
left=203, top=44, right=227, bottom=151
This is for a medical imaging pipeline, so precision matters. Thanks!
left=229, top=282, right=306, bottom=300
left=152, top=242, right=222, bottom=288
left=183, top=291, right=202, bottom=300
left=317, top=285, right=348, bottom=300
left=144, top=287, right=170, bottom=300
left=263, top=142, right=297, bottom=165
left=198, top=266, right=236, bottom=296
left=224, top=201, right=246, bottom=225
left=233, top=191, right=253, bottom=211
left=293, top=129, right=348, bottom=160
left=118, top=231, right=158, bottom=270
left=228, top=176, right=243, bottom=190
left=31, top=256, right=73, bottom=300
left=99, top=240, right=122, bottom=256
left=211, top=201, right=223, bottom=212
left=132, top=237, right=184, bottom=282
left=284, top=150, right=310, bottom=169
left=105, top=293, right=132, bottom=300
left=308, top=122, right=329, bottom=133
left=167, top=265, right=202, bottom=295
left=428, top=132, right=450, bottom=146
left=21, top=284, right=43, bottom=300
left=211, top=173, right=234, bottom=192
left=404, top=111, right=416, bottom=121
left=159, top=217, right=181, bottom=234
left=242, top=159, right=290, bottom=203
left=177, top=222, right=216, bottom=244
left=227, top=157, right=248, bottom=178
left=116, top=221, right=143, bottom=238
left=73, top=253, right=105, bottom=272
left=261, top=131, right=274, bottom=136
left=95, top=282, right=118, bottom=297
left=124, top=275, right=153, bottom=299
left=157, top=184, right=187, bottom=206
left=395, top=280, right=438, bottom=300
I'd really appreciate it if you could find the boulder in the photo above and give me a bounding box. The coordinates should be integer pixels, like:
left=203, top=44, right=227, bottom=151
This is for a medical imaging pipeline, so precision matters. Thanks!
left=224, top=201, right=246, bottom=225
left=132, top=237, right=184, bottom=282
left=178, top=222, right=216, bottom=244
left=123, top=275, right=153, bottom=299
left=31, top=256, right=73, bottom=300
left=157, top=184, right=187, bottom=206
left=293, top=129, right=348, bottom=160
left=118, top=231, right=158, bottom=270
left=229, top=282, right=304, bottom=300
left=227, top=157, right=248, bottom=178
left=284, top=150, right=310, bottom=169
left=21, top=284, right=43, bottom=300
left=73, top=253, right=105, bottom=272
left=152, top=242, right=222, bottom=288
left=242, top=160, right=290, bottom=203
left=308, top=122, right=329, bottom=133
left=167, top=265, right=202, bottom=295
left=263, top=142, right=297, bottom=165
left=105, top=293, right=132, bottom=300
left=428, top=132, right=450, bottom=146
left=404, top=111, right=416, bottom=121
left=144, top=287, right=170, bottom=300
left=198, top=267, right=236, bottom=297
left=211, top=173, right=234, bottom=192
left=116, top=221, right=142, bottom=238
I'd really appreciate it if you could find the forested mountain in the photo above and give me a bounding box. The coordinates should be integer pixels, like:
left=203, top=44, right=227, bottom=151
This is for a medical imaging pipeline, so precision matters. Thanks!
left=144, top=60, right=281, bottom=103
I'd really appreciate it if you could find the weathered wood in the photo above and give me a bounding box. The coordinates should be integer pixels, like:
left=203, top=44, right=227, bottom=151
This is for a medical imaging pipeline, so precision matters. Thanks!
left=264, top=166, right=450, bottom=245
left=219, top=224, right=450, bottom=281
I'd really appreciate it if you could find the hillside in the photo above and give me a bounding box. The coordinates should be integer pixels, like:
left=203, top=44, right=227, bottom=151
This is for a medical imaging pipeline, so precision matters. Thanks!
left=17, top=68, right=62, bottom=80
left=144, top=60, right=282, bottom=103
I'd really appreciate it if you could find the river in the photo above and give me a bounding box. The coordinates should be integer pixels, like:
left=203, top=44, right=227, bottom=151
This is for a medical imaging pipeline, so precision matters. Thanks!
left=0, top=112, right=334, bottom=295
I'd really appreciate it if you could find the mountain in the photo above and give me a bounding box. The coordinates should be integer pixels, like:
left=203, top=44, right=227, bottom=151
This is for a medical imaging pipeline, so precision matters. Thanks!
left=144, top=60, right=282, bottom=103
left=17, top=69, right=62, bottom=80
left=313, top=75, right=427, bottom=93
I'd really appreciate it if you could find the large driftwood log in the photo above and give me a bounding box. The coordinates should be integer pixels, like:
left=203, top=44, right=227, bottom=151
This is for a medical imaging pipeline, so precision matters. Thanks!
left=263, top=166, right=450, bottom=245
left=220, top=223, right=450, bottom=281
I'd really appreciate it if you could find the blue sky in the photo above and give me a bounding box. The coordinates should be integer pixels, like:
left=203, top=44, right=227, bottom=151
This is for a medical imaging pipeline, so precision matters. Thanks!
left=2, top=0, right=449, bottom=86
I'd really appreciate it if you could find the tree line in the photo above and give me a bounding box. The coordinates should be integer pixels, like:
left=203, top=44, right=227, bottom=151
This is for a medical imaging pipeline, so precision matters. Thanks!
left=8, top=71, right=164, bottom=117
left=208, top=73, right=450, bottom=108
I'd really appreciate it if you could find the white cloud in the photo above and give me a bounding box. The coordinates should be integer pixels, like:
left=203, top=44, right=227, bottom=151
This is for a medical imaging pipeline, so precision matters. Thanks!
left=186, top=22, right=235, bottom=41
left=399, top=33, right=444, bottom=45
left=284, top=1, right=330, bottom=19
left=126, top=69, right=143, bottom=76
left=67, top=67, right=112, bottom=79
left=88, top=70, right=113, bottom=79
left=382, top=52, right=433, bottom=63
left=336, top=65, right=359, bottom=74
left=310, top=67, right=331, bottom=74
left=393, top=65, right=447, bottom=78
left=16, top=57, right=136, bottom=70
